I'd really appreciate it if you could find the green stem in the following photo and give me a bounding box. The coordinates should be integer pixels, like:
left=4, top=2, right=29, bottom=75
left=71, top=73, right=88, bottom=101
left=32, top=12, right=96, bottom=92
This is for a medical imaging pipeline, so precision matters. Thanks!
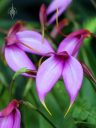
left=45, top=29, right=57, bottom=45
left=8, top=79, right=14, bottom=99
left=75, top=120, right=95, bottom=126
left=36, top=109, right=56, bottom=128
left=22, top=101, right=57, bottom=128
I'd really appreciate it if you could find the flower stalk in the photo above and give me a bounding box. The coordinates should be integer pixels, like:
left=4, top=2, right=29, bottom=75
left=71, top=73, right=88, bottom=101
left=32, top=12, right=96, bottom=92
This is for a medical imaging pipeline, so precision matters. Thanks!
left=22, top=101, right=57, bottom=128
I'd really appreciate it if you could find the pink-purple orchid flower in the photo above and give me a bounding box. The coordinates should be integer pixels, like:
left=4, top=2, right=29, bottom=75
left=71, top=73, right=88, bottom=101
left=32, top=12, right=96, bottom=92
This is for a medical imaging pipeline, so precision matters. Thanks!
left=5, top=22, right=90, bottom=107
left=4, top=21, right=54, bottom=77
left=0, top=100, right=21, bottom=128
left=47, top=0, right=72, bottom=24
left=36, top=29, right=91, bottom=106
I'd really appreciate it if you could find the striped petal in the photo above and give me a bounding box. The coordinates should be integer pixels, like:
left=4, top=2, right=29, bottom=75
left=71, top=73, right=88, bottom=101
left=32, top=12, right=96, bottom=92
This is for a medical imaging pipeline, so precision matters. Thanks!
left=36, top=55, right=64, bottom=102
left=62, top=56, right=83, bottom=105
left=16, top=30, right=54, bottom=55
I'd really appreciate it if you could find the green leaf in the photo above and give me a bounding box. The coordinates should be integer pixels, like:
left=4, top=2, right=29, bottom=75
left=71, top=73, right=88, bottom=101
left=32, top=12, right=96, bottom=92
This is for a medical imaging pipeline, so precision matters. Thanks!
left=83, top=17, right=96, bottom=33
left=12, top=68, right=28, bottom=80
left=0, top=0, right=10, bottom=14
left=9, top=68, right=29, bottom=97
left=23, top=79, right=33, bottom=97
left=0, top=72, right=8, bottom=87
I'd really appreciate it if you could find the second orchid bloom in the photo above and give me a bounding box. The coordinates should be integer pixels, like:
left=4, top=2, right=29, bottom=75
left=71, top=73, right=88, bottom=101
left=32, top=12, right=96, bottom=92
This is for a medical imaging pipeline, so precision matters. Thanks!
left=4, top=21, right=54, bottom=77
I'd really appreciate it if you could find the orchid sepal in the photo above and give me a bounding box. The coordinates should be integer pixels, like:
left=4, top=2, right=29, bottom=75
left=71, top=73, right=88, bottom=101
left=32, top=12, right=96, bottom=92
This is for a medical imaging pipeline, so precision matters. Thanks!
left=42, top=101, right=52, bottom=116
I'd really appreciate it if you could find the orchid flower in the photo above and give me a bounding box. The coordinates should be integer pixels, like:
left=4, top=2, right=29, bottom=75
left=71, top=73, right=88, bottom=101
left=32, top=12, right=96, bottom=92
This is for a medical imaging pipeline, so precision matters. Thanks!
left=47, top=0, right=72, bottom=24
left=36, top=29, right=91, bottom=107
left=0, top=100, right=21, bottom=128
left=4, top=21, right=54, bottom=77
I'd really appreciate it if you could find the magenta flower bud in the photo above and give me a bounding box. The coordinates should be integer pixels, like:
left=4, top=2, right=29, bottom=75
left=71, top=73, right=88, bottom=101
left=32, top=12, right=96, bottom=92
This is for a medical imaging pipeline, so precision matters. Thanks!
left=39, top=4, right=47, bottom=27
left=47, top=0, right=72, bottom=24
left=0, top=100, right=21, bottom=128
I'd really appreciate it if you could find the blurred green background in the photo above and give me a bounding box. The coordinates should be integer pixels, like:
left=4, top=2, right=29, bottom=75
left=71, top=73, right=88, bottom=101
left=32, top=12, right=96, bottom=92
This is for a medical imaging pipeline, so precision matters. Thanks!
left=0, top=0, right=96, bottom=128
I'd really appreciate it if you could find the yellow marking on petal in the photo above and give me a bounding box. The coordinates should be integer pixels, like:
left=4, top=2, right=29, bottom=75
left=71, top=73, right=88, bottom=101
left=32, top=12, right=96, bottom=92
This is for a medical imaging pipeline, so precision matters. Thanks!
left=41, top=25, right=45, bottom=43
left=64, top=103, right=73, bottom=117
left=20, top=42, right=41, bottom=54
left=56, top=8, right=59, bottom=27
left=42, top=101, right=52, bottom=116
left=38, top=56, right=44, bottom=67
left=38, top=52, right=53, bottom=67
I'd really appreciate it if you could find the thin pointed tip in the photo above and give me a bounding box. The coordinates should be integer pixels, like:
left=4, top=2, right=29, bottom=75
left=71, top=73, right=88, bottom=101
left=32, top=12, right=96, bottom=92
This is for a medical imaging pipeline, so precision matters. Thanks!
left=42, top=26, right=44, bottom=44
left=64, top=103, right=73, bottom=118
left=42, top=101, right=52, bottom=116
left=56, top=8, right=59, bottom=27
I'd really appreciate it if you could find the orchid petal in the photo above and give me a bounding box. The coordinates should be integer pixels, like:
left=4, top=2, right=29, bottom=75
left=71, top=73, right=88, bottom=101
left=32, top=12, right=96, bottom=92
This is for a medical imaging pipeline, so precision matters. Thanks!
left=36, top=56, right=64, bottom=102
left=48, top=7, right=64, bottom=25
left=58, top=29, right=90, bottom=56
left=47, top=0, right=72, bottom=15
left=62, top=56, right=83, bottom=105
left=0, top=112, right=14, bottom=128
left=16, top=30, right=54, bottom=55
left=13, top=109, right=21, bottom=128
left=47, top=0, right=63, bottom=15
left=47, top=0, right=72, bottom=24
left=5, top=45, right=36, bottom=77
